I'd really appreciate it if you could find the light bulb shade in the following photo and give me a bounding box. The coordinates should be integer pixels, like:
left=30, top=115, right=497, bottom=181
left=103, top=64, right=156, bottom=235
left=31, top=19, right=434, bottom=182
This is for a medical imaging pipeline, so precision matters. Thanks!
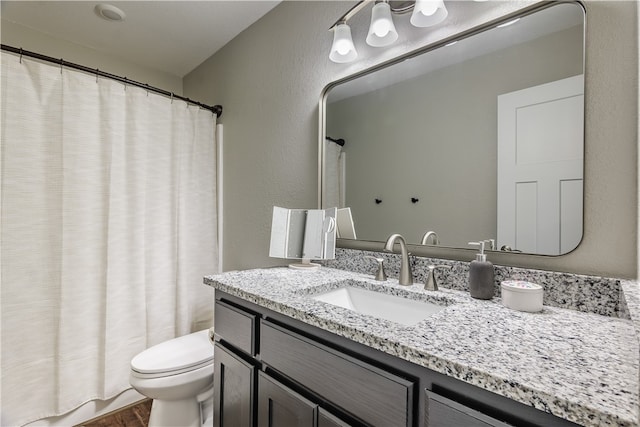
left=366, top=2, right=398, bottom=47
left=410, top=0, right=448, bottom=27
left=329, top=23, right=357, bottom=63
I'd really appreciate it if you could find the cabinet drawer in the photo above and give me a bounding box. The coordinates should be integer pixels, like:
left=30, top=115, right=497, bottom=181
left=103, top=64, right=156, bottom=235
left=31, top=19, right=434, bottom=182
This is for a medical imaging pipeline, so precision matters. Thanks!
left=214, top=300, right=257, bottom=356
left=260, top=320, right=413, bottom=427
left=427, top=391, right=513, bottom=427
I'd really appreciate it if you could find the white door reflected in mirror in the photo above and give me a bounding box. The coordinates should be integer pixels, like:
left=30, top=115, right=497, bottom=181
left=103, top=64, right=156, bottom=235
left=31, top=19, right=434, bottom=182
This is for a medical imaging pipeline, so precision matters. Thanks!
left=497, top=75, right=584, bottom=255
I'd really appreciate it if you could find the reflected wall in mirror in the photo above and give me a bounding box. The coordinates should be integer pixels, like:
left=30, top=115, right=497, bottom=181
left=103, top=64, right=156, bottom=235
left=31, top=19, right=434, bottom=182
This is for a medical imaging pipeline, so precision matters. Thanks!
left=322, top=2, right=585, bottom=256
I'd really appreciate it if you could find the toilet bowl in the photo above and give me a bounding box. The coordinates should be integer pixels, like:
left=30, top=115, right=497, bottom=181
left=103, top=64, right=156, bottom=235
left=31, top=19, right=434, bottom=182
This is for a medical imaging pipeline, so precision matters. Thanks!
left=130, top=330, right=214, bottom=427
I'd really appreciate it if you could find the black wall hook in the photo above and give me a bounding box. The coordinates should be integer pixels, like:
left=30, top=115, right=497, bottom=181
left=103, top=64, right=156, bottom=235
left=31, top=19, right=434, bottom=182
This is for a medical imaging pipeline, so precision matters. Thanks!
left=411, top=197, right=419, bottom=204
left=375, top=198, right=382, bottom=204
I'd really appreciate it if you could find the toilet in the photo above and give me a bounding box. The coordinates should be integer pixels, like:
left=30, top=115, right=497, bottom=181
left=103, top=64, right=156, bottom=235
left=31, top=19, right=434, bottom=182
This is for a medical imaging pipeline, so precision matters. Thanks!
left=129, top=330, right=214, bottom=427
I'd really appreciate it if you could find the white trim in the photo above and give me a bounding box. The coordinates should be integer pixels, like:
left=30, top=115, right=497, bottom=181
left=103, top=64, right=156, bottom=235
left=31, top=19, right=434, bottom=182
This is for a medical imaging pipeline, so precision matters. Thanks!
left=216, top=124, right=224, bottom=272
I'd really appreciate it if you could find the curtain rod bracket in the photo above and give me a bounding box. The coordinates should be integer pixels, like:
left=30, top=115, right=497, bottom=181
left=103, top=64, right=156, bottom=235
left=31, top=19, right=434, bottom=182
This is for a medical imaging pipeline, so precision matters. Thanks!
left=325, top=136, right=345, bottom=146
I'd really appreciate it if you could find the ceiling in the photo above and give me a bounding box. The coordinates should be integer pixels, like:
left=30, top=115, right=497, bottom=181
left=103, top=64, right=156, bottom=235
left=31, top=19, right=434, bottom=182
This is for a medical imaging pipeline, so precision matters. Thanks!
left=0, top=1, right=281, bottom=77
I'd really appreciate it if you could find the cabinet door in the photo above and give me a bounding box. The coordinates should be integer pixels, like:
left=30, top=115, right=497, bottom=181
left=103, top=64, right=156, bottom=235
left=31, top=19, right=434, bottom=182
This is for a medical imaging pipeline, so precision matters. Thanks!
left=318, top=408, right=351, bottom=427
left=214, top=343, right=256, bottom=427
left=257, top=371, right=317, bottom=427
left=427, top=391, right=513, bottom=427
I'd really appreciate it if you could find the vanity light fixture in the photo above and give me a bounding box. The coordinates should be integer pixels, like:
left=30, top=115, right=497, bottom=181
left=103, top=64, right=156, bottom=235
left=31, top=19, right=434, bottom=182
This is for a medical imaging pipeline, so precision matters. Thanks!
left=366, top=1, right=399, bottom=47
left=410, top=0, right=448, bottom=27
left=329, top=0, right=449, bottom=63
left=330, top=22, right=358, bottom=63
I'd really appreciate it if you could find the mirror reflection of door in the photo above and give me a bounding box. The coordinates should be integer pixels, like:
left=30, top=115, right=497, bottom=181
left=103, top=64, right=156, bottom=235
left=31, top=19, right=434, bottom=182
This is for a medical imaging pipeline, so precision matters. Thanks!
left=497, top=75, right=584, bottom=255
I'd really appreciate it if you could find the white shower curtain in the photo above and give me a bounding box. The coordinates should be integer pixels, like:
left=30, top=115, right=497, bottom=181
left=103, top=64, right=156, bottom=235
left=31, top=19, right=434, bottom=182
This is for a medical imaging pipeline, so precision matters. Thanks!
left=0, top=51, right=218, bottom=426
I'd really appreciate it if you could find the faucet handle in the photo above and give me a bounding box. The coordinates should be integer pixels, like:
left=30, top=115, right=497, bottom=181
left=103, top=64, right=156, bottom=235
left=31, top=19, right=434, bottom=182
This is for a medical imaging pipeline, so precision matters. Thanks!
left=425, top=265, right=451, bottom=291
left=364, top=256, right=387, bottom=281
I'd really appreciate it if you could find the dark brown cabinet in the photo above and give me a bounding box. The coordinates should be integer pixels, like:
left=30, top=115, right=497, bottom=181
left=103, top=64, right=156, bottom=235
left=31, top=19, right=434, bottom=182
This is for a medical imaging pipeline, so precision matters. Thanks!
left=260, top=320, right=413, bottom=427
left=213, top=292, right=578, bottom=427
left=214, top=299, right=353, bottom=427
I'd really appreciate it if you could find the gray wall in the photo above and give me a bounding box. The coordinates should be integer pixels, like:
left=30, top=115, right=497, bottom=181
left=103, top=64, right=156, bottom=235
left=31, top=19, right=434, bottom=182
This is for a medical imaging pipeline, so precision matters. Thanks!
left=188, top=0, right=638, bottom=278
left=326, top=25, right=583, bottom=246
left=1, top=20, right=183, bottom=94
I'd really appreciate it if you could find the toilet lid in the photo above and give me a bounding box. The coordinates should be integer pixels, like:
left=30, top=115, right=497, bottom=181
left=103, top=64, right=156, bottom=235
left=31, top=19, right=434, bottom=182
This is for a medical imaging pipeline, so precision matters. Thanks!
left=131, top=330, right=214, bottom=375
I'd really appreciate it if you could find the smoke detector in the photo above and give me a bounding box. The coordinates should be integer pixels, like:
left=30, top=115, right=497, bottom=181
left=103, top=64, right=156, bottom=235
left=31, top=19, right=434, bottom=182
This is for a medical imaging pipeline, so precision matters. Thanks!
left=94, top=4, right=126, bottom=22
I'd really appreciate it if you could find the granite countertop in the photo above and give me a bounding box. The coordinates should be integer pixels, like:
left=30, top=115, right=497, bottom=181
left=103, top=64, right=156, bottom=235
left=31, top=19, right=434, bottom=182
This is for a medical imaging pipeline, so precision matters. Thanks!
left=204, top=267, right=639, bottom=427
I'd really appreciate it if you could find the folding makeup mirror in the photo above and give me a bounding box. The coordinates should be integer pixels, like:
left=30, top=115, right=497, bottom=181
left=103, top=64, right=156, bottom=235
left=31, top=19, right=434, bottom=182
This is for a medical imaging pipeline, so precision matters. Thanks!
left=269, top=206, right=338, bottom=268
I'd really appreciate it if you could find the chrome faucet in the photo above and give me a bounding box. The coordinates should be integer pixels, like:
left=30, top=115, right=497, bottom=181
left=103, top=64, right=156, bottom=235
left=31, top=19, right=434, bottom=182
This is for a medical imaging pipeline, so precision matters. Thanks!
left=421, top=231, right=439, bottom=245
left=383, top=234, right=413, bottom=286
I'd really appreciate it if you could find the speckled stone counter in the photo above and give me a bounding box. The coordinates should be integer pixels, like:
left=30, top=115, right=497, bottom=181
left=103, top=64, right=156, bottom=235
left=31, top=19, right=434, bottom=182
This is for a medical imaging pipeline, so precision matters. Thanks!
left=326, top=248, right=626, bottom=317
left=204, top=267, right=639, bottom=427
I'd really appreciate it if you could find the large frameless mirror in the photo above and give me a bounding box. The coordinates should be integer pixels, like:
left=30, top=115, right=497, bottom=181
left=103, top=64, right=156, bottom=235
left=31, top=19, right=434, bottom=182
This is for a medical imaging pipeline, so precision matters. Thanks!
left=321, top=1, right=585, bottom=256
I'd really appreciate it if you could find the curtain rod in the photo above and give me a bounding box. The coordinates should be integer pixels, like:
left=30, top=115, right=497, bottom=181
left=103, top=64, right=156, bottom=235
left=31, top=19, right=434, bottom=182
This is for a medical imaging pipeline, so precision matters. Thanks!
left=1, top=44, right=223, bottom=118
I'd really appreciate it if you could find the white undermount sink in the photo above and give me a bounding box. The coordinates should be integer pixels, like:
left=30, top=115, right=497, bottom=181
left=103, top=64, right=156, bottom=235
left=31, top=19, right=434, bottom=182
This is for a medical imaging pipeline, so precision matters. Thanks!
left=311, top=285, right=446, bottom=326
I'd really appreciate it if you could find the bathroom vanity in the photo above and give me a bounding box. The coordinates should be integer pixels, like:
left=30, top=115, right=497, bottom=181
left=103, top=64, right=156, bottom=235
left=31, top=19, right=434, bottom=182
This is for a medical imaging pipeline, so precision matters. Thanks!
left=205, top=267, right=639, bottom=427
left=205, top=1, right=636, bottom=424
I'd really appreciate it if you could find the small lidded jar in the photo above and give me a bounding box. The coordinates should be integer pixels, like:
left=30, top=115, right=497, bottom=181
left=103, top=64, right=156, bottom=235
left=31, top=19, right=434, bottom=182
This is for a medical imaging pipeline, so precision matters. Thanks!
left=500, top=280, right=543, bottom=312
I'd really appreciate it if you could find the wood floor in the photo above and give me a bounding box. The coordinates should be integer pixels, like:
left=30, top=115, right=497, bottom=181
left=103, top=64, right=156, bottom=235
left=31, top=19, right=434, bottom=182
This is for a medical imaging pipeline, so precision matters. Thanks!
left=77, top=400, right=152, bottom=427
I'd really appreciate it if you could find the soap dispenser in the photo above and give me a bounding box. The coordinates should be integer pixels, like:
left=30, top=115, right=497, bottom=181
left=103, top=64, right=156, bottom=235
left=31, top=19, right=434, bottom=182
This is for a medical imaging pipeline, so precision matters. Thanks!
left=468, top=240, right=495, bottom=300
